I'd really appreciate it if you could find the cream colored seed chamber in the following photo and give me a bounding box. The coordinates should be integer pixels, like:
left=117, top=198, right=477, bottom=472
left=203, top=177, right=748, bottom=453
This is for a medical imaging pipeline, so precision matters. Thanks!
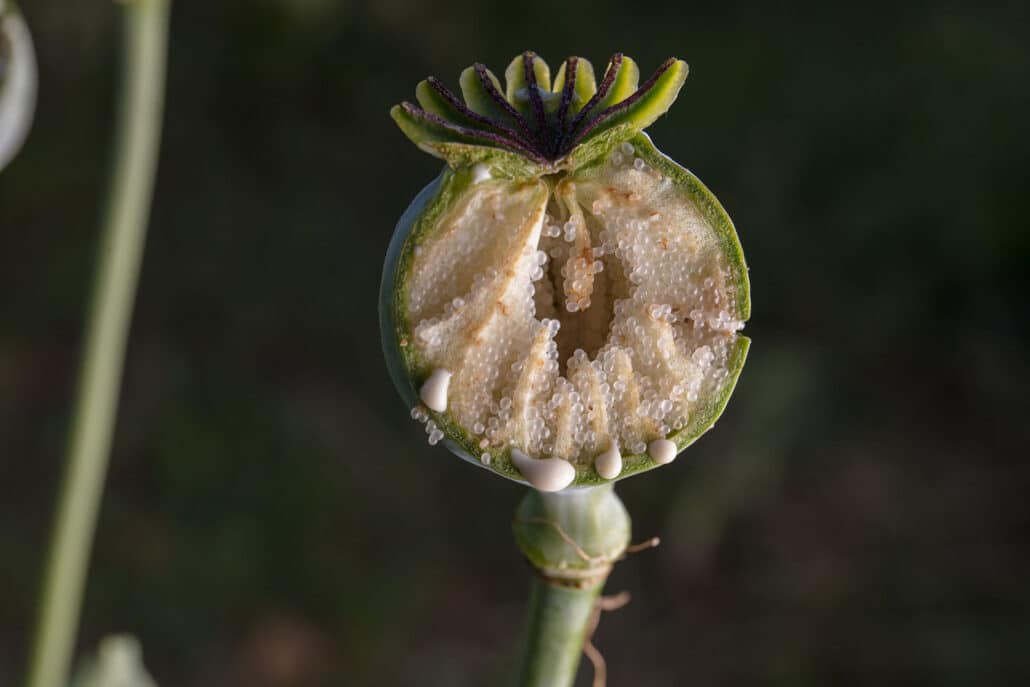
left=408, top=145, right=744, bottom=473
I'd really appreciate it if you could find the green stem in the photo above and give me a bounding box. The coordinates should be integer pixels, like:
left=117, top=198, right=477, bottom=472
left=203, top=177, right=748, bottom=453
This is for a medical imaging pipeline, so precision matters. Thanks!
left=516, top=577, right=602, bottom=687
left=24, top=3, right=169, bottom=687
left=513, top=485, right=632, bottom=687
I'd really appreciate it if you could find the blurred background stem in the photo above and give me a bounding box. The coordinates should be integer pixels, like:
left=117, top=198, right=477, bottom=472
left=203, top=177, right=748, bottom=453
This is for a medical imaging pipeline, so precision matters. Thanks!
left=24, top=2, right=169, bottom=687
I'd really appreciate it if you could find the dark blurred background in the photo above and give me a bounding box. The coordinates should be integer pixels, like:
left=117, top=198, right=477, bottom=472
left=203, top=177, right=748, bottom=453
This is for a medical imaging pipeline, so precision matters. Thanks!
left=2, top=1, right=1028, bottom=685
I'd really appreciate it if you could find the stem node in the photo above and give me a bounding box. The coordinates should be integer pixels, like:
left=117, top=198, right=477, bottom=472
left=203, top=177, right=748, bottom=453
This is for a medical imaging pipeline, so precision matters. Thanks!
left=513, top=485, right=631, bottom=687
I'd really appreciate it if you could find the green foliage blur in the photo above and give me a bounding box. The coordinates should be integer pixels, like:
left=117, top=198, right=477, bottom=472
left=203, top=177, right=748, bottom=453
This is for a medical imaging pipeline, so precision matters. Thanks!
left=2, top=1, right=1028, bottom=685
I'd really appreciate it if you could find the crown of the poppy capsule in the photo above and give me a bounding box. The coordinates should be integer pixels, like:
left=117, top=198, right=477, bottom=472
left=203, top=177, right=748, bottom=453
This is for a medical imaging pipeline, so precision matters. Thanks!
left=391, top=52, right=689, bottom=177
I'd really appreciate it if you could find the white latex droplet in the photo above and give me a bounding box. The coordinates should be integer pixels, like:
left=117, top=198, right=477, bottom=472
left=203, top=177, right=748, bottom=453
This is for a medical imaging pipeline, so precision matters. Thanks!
left=594, top=442, right=622, bottom=480
left=510, top=448, right=575, bottom=492
left=471, top=163, right=491, bottom=184
left=419, top=368, right=452, bottom=412
left=648, top=438, right=678, bottom=465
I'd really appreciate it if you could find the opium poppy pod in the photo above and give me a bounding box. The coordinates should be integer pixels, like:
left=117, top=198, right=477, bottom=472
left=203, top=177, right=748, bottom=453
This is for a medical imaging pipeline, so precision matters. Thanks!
left=380, top=52, right=750, bottom=493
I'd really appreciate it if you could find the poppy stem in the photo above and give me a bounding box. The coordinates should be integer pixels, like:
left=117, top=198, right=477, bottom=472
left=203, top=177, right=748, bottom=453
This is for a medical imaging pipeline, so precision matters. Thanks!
left=513, top=485, right=631, bottom=686
left=517, top=577, right=604, bottom=687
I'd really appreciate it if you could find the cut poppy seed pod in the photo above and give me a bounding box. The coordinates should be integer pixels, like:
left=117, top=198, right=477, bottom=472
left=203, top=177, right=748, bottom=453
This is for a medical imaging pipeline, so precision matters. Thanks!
left=0, top=0, right=37, bottom=171
left=381, top=52, right=750, bottom=492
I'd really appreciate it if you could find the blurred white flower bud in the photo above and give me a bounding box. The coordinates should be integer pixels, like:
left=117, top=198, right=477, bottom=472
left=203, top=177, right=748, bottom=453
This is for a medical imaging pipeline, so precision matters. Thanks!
left=0, top=0, right=37, bottom=171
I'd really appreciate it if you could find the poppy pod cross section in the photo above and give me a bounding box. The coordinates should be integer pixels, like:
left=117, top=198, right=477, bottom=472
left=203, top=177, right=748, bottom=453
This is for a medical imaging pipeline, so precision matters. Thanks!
left=381, top=51, right=750, bottom=493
